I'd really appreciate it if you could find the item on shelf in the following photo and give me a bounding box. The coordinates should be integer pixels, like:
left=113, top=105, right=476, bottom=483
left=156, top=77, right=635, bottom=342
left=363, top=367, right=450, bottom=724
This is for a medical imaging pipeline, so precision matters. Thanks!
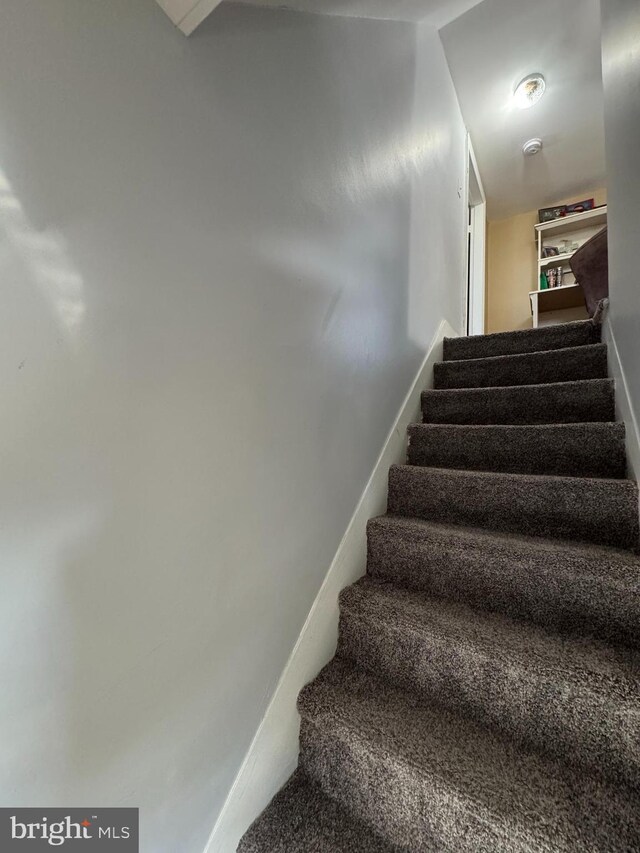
left=539, top=271, right=548, bottom=290
left=546, top=267, right=564, bottom=289
left=565, top=198, right=595, bottom=215
left=542, top=246, right=559, bottom=258
left=538, top=205, right=567, bottom=223
left=538, top=198, right=597, bottom=224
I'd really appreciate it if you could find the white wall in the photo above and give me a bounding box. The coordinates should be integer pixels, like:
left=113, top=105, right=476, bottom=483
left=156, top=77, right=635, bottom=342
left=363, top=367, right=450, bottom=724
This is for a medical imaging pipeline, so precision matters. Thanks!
left=600, top=0, right=640, bottom=427
left=0, top=2, right=466, bottom=851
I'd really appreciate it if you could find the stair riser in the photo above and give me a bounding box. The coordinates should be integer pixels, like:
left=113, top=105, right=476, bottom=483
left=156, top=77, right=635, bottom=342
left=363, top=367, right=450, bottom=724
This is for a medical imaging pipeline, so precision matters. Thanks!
left=407, top=424, right=626, bottom=478
left=366, top=521, right=640, bottom=648
left=299, top=713, right=639, bottom=853
left=443, top=321, right=601, bottom=361
left=299, top=719, right=463, bottom=853
left=434, top=344, right=607, bottom=389
left=337, top=609, right=639, bottom=788
left=387, top=466, right=640, bottom=550
left=238, top=771, right=394, bottom=853
left=422, top=380, right=616, bottom=425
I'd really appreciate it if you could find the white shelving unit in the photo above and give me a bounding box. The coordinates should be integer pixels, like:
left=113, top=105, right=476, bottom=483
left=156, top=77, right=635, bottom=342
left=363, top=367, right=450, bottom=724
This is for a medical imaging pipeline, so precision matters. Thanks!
left=529, top=205, right=607, bottom=327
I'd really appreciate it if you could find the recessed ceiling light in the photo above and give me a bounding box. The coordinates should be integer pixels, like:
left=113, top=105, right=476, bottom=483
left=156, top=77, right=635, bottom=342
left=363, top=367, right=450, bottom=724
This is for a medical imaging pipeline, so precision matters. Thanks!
left=514, top=73, right=546, bottom=109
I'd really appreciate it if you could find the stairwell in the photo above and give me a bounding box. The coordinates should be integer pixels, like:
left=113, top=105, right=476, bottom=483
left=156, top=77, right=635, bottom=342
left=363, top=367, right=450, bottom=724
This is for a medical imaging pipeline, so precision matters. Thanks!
left=238, top=319, right=640, bottom=852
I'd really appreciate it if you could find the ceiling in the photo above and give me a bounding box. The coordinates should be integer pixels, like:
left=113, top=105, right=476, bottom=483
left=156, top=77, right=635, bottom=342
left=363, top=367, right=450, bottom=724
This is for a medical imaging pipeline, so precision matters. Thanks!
left=441, top=0, right=606, bottom=220
left=223, top=0, right=486, bottom=27
left=156, top=0, right=485, bottom=34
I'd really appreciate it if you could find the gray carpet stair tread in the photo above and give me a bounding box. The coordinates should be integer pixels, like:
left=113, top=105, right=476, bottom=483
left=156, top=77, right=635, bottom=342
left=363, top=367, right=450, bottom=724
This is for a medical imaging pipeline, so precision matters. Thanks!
left=443, top=319, right=600, bottom=361
left=407, top=421, right=626, bottom=478
left=298, top=658, right=640, bottom=853
left=237, top=770, right=397, bottom=853
left=422, top=378, right=616, bottom=425
left=433, top=343, right=608, bottom=389
left=338, top=577, right=640, bottom=786
left=387, top=464, right=639, bottom=550
left=367, top=515, right=640, bottom=647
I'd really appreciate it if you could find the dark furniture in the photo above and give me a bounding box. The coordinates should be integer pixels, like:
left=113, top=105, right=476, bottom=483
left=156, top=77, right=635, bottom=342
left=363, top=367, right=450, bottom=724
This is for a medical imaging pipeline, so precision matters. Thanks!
left=570, top=227, right=609, bottom=318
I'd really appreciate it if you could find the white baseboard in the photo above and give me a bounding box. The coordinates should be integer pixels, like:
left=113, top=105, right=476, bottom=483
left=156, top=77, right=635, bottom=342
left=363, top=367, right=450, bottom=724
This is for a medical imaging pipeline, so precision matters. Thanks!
left=203, top=318, right=458, bottom=853
left=603, top=315, right=640, bottom=482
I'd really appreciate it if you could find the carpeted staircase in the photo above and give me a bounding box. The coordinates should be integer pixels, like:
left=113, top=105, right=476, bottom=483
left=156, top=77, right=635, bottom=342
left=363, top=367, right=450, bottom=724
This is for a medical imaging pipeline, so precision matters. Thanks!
left=238, top=319, right=640, bottom=852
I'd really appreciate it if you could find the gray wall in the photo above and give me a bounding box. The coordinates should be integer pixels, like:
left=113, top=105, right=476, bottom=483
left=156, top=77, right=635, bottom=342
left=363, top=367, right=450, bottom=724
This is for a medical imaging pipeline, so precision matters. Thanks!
left=0, top=1, right=466, bottom=850
left=601, top=0, right=640, bottom=421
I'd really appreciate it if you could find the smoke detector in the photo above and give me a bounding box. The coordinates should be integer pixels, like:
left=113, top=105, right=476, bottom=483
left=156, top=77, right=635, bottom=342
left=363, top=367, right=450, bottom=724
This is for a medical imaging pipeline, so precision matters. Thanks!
left=514, top=73, right=546, bottom=109
left=522, top=138, right=543, bottom=156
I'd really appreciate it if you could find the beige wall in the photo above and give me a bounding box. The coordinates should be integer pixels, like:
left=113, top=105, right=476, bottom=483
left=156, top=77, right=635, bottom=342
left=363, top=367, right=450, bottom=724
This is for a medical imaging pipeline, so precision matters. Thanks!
left=486, top=188, right=608, bottom=333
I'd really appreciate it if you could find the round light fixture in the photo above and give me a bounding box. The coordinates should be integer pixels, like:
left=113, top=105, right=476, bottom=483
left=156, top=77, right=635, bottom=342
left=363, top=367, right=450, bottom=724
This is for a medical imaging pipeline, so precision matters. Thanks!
left=522, top=138, right=543, bottom=156
left=514, top=73, right=546, bottom=109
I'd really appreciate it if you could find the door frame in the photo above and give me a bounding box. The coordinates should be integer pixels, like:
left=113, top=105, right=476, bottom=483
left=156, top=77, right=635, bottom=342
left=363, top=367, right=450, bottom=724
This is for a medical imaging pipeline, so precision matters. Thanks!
left=464, top=135, right=487, bottom=336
